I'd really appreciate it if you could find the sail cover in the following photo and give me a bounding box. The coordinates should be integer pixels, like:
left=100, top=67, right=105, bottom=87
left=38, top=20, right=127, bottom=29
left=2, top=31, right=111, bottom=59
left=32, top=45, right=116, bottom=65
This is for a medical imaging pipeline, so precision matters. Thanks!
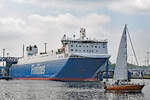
left=113, top=25, right=128, bottom=81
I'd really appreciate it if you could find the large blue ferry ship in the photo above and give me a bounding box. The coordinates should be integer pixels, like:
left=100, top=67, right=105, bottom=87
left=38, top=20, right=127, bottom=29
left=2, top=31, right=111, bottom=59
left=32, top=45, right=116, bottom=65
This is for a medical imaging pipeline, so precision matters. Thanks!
left=9, top=28, right=110, bottom=81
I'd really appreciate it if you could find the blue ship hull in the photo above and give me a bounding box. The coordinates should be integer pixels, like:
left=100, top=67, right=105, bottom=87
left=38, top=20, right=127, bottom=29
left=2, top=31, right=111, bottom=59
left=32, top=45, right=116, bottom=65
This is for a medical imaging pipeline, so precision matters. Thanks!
left=9, top=57, right=107, bottom=81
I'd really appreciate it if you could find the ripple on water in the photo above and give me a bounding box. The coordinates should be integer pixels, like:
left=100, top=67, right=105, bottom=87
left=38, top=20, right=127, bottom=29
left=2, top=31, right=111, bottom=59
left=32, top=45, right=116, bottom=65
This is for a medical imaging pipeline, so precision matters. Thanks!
left=0, top=79, right=148, bottom=100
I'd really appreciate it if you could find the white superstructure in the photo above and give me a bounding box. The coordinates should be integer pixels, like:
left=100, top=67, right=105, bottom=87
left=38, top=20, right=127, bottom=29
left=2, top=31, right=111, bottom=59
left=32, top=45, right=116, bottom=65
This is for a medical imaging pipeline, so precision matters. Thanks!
left=61, top=28, right=109, bottom=57
left=17, top=28, right=110, bottom=65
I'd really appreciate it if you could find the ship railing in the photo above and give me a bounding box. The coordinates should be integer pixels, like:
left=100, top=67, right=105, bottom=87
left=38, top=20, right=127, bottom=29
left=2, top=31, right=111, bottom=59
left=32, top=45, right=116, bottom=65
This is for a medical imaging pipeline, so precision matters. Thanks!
left=57, top=53, right=69, bottom=58
left=61, top=38, right=108, bottom=43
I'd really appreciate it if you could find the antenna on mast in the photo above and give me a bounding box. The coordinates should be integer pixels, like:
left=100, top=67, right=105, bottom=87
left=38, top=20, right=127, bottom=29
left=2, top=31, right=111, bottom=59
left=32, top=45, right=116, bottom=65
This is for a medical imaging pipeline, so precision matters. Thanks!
left=80, top=28, right=86, bottom=39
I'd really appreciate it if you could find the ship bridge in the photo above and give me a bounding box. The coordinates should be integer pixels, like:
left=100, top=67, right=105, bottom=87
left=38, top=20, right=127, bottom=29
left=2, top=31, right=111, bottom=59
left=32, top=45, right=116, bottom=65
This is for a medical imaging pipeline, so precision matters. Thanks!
left=60, top=28, right=109, bottom=58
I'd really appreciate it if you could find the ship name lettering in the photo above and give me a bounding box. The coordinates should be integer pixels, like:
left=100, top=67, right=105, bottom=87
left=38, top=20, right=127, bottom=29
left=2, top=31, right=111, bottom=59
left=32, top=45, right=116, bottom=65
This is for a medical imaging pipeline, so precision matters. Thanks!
left=31, top=64, right=45, bottom=74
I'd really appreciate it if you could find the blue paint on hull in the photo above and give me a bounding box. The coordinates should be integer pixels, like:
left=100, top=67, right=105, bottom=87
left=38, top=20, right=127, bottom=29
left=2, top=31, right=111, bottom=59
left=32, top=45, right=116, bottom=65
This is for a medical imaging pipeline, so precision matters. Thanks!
left=10, top=59, right=67, bottom=78
left=9, top=58, right=107, bottom=80
left=55, top=58, right=107, bottom=78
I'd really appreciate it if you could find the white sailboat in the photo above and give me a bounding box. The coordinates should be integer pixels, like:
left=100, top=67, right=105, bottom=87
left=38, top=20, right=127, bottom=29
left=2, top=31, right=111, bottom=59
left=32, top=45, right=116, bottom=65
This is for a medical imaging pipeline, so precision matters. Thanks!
left=104, top=24, right=144, bottom=93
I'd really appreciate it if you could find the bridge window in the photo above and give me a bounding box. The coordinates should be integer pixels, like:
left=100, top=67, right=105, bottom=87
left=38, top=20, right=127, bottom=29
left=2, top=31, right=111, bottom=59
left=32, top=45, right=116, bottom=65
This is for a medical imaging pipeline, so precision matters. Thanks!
left=103, top=44, right=106, bottom=48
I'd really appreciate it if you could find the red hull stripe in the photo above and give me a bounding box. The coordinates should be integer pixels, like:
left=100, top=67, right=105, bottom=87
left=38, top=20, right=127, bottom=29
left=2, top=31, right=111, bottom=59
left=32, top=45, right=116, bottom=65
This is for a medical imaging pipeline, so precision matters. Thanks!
left=13, top=78, right=97, bottom=81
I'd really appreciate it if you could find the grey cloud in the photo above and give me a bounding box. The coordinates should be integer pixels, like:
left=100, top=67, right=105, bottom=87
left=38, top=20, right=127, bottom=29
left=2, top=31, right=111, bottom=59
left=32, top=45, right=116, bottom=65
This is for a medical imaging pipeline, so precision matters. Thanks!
left=13, top=0, right=150, bottom=15
left=0, top=13, right=111, bottom=57
left=0, top=0, right=149, bottom=65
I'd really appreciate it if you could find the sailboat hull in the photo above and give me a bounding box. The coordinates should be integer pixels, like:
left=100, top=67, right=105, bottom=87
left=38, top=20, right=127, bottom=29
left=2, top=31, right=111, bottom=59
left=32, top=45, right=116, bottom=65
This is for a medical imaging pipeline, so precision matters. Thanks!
left=105, top=84, right=144, bottom=93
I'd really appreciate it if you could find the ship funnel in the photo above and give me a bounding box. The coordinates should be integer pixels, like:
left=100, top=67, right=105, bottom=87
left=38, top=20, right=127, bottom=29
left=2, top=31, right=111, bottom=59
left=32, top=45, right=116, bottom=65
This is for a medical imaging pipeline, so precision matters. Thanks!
left=26, top=45, right=38, bottom=56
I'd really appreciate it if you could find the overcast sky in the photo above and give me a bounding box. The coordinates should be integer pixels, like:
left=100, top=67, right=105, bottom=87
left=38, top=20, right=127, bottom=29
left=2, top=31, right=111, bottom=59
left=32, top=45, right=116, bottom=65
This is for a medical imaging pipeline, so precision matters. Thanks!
left=0, top=0, right=150, bottom=65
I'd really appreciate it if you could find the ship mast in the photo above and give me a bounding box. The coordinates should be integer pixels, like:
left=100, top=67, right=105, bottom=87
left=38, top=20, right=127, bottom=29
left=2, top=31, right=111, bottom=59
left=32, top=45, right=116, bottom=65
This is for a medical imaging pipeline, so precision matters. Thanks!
left=2, top=48, right=5, bottom=66
left=44, top=43, right=47, bottom=54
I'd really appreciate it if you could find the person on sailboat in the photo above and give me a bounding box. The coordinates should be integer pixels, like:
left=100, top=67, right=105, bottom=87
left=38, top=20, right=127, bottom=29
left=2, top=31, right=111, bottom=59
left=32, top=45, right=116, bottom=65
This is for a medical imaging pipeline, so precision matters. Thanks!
left=103, top=82, right=107, bottom=89
left=115, top=80, right=119, bottom=85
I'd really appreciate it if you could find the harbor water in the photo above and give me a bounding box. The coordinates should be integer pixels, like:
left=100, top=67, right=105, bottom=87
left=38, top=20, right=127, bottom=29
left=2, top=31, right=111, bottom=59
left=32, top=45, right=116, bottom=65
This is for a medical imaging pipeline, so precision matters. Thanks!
left=0, top=79, right=149, bottom=100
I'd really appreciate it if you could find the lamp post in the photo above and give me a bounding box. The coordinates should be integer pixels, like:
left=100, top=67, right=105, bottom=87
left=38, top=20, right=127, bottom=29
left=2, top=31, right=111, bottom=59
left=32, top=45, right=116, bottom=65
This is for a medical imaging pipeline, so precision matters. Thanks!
left=44, top=43, right=47, bottom=54
left=2, top=48, right=5, bottom=66
left=147, top=51, right=149, bottom=66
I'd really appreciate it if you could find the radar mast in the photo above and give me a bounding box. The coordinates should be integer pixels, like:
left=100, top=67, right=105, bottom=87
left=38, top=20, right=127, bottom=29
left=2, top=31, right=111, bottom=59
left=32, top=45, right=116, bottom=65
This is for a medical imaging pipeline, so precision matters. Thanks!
left=80, top=28, right=86, bottom=39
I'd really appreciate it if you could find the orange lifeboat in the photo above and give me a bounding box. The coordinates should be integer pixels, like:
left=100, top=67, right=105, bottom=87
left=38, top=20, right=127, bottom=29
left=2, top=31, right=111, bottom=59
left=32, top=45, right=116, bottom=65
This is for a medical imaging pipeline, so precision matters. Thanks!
left=104, top=84, right=144, bottom=93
